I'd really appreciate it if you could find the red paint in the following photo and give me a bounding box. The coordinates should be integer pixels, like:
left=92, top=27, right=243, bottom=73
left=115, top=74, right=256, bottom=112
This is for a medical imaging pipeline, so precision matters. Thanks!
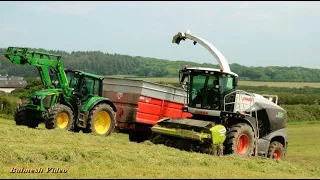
left=195, top=110, right=208, bottom=115
left=103, top=91, right=192, bottom=131
left=136, top=95, right=192, bottom=125
left=237, top=134, right=249, bottom=155
left=242, top=97, right=253, bottom=102
left=273, top=150, right=281, bottom=160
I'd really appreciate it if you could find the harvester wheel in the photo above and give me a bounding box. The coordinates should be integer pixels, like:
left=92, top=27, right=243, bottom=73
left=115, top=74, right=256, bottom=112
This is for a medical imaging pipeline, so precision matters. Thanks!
left=267, top=141, right=285, bottom=160
left=83, top=103, right=115, bottom=136
left=224, top=123, right=255, bottom=158
left=44, top=104, right=74, bottom=130
left=14, top=104, right=27, bottom=126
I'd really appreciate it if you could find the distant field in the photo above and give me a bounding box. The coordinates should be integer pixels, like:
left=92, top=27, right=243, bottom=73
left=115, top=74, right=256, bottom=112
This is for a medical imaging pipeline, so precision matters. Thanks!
left=110, top=76, right=320, bottom=88
left=0, top=118, right=320, bottom=179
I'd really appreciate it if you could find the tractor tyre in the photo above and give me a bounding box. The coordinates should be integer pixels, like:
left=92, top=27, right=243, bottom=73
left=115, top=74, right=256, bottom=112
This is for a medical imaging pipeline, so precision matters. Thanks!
left=83, top=103, right=115, bottom=136
left=267, top=141, right=285, bottom=160
left=44, top=104, right=74, bottom=131
left=14, top=104, right=27, bottom=126
left=224, top=123, right=255, bottom=158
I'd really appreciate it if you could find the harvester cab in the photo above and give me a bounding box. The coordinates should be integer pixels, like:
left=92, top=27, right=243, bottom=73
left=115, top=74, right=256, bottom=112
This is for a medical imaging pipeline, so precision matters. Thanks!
left=4, top=47, right=117, bottom=136
left=151, top=31, right=288, bottom=160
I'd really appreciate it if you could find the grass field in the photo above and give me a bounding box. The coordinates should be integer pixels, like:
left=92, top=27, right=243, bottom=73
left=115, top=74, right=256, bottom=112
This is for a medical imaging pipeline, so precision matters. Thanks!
left=0, top=119, right=319, bottom=179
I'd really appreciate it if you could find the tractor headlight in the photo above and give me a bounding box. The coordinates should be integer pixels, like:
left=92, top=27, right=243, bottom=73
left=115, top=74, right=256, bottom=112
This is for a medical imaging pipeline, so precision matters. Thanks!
left=31, top=95, right=41, bottom=105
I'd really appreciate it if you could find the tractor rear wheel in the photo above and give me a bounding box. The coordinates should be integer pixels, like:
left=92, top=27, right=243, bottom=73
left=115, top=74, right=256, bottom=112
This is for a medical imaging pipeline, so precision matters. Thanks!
left=224, top=123, right=255, bottom=158
left=267, top=141, right=285, bottom=160
left=44, top=104, right=74, bottom=130
left=14, top=104, right=27, bottom=126
left=83, top=103, right=115, bottom=136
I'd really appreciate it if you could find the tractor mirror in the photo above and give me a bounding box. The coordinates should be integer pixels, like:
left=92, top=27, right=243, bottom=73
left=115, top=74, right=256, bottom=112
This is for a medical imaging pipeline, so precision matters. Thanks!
left=73, top=92, right=83, bottom=98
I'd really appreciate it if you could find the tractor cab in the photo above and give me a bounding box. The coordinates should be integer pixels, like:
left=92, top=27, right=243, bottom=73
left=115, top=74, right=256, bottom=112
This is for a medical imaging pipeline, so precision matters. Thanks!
left=65, top=69, right=104, bottom=101
left=179, top=66, right=238, bottom=111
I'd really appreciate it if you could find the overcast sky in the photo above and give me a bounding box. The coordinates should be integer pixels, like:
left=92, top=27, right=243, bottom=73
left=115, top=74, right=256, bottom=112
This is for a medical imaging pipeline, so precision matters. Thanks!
left=0, top=1, right=319, bottom=68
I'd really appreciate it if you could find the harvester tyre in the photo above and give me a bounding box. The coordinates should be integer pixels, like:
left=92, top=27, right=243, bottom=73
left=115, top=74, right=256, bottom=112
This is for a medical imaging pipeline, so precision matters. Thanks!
left=83, top=103, right=115, bottom=136
left=224, top=123, right=255, bottom=158
left=44, top=104, right=74, bottom=130
left=14, top=104, right=27, bottom=126
left=267, top=141, right=285, bottom=160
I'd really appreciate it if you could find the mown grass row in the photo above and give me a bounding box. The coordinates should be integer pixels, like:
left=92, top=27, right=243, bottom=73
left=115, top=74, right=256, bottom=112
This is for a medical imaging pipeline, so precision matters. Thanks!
left=0, top=118, right=319, bottom=179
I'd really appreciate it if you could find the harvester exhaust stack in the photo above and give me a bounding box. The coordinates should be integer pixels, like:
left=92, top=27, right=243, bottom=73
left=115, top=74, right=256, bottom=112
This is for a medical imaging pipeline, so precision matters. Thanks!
left=172, top=30, right=231, bottom=73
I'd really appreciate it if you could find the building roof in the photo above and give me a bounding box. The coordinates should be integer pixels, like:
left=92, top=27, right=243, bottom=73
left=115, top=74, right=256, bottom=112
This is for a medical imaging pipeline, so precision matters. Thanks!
left=0, top=78, right=27, bottom=88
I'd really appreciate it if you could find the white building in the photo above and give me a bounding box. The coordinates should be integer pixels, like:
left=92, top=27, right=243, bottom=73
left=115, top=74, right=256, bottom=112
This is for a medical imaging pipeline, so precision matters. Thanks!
left=0, top=76, right=27, bottom=93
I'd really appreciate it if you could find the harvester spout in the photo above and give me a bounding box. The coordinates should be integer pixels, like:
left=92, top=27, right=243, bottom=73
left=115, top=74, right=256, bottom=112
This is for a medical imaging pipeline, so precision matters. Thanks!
left=172, top=30, right=231, bottom=73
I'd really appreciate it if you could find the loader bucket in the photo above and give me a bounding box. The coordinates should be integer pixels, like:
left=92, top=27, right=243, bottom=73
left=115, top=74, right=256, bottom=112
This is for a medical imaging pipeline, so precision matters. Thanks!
left=151, top=118, right=227, bottom=155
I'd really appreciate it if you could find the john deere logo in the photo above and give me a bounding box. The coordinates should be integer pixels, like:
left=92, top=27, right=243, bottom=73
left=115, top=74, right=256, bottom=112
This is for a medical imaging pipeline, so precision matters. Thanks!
left=276, top=112, right=284, bottom=118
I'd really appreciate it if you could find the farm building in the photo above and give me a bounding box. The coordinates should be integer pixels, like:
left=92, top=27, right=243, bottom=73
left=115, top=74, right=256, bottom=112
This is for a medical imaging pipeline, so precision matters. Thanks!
left=0, top=76, right=27, bottom=93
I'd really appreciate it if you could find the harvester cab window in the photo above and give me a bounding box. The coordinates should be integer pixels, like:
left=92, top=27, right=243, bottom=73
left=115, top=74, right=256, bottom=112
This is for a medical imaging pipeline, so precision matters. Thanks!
left=190, top=73, right=221, bottom=109
left=219, top=75, right=234, bottom=95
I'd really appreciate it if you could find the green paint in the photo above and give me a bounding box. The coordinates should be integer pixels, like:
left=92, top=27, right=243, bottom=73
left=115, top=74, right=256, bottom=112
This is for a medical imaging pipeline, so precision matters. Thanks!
left=82, top=96, right=111, bottom=112
left=276, top=112, right=284, bottom=118
left=209, top=125, right=227, bottom=145
left=4, top=47, right=115, bottom=127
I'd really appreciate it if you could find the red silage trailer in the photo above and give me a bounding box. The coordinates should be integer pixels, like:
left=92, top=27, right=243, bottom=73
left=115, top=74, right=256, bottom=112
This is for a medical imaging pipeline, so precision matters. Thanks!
left=102, top=77, right=192, bottom=142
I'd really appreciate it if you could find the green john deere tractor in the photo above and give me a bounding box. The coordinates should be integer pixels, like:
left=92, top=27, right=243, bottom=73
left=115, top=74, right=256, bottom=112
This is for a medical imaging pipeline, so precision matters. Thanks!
left=4, top=47, right=117, bottom=136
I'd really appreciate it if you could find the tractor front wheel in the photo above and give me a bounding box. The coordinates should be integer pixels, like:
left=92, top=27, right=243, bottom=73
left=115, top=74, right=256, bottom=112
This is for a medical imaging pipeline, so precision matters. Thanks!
left=267, top=141, right=285, bottom=160
left=14, top=104, right=27, bottom=126
left=44, top=104, right=74, bottom=130
left=83, top=103, right=116, bottom=136
left=224, top=123, right=255, bottom=158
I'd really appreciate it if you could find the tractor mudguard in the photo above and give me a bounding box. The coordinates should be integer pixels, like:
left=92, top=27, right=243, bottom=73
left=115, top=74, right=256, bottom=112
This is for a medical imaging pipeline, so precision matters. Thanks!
left=257, top=128, right=288, bottom=157
left=82, top=96, right=117, bottom=113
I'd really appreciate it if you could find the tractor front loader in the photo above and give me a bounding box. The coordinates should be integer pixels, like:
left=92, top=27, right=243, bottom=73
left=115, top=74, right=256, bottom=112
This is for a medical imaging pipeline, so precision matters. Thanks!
left=4, top=47, right=117, bottom=136
left=150, top=31, right=288, bottom=160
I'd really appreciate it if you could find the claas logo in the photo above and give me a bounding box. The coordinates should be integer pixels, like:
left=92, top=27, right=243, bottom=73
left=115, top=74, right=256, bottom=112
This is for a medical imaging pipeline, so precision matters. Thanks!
left=195, top=110, right=208, bottom=115
left=242, top=97, right=253, bottom=102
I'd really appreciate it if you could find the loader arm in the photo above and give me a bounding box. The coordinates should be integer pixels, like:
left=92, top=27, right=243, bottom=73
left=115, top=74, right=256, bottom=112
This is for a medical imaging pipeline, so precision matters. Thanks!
left=4, top=47, right=72, bottom=96
left=172, top=31, right=231, bottom=73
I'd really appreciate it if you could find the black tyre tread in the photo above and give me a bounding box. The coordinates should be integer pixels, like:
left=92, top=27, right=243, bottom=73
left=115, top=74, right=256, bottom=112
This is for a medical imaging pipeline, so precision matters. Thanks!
left=14, top=104, right=28, bottom=126
left=224, top=123, right=255, bottom=157
left=267, top=141, right=285, bottom=159
left=44, top=104, right=74, bottom=130
left=83, top=103, right=116, bottom=136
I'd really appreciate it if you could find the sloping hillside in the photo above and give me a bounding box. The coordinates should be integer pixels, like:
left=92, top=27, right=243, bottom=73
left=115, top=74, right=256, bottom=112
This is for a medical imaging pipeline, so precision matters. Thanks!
left=1, top=48, right=320, bottom=82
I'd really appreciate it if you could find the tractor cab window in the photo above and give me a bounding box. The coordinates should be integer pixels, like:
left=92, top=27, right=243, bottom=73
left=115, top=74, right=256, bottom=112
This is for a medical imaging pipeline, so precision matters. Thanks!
left=93, top=79, right=101, bottom=96
left=80, top=77, right=101, bottom=98
left=66, top=72, right=80, bottom=92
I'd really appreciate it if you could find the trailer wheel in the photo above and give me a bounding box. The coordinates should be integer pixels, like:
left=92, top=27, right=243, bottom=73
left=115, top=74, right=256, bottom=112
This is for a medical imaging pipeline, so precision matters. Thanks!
left=224, top=123, right=255, bottom=158
left=45, top=104, right=74, bottom=130
left=14, top=104, right=27, bottom=126
left=267, top=141, right=285, bottom=160
left=83, top=103, right=115, bottom=136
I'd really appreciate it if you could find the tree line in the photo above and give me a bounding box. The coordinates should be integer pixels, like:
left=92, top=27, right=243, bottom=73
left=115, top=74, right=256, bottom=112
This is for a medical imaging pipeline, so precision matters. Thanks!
left=0, top=48, right=319, bottom=82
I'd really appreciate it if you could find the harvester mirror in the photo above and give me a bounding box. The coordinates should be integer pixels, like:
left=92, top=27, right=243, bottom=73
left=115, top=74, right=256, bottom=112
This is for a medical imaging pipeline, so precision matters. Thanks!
left=179, top=70, right=189, bottom=91
left=233, top=77, right=238, bottom=86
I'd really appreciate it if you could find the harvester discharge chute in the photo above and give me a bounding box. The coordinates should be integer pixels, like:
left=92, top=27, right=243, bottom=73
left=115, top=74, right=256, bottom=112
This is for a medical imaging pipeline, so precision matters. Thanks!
left=150, top=31, right=288, bottom=159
